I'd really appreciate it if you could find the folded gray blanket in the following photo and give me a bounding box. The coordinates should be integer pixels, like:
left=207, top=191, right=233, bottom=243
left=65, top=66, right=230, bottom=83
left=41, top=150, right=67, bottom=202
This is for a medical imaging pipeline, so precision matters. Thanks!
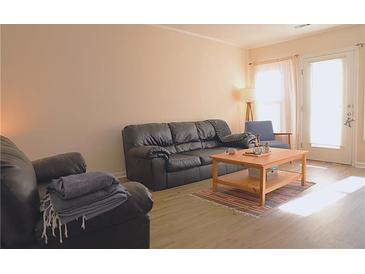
left=40, top=172, right=130, bottom=244
left=49, top=184, right=129, bottom=221
left=48, top=171, right=118, bottom=199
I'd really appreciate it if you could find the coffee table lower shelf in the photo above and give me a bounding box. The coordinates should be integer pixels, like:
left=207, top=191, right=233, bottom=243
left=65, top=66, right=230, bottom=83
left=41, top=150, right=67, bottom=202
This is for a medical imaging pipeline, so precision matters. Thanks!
left=214, top=169, right=301, bottom=196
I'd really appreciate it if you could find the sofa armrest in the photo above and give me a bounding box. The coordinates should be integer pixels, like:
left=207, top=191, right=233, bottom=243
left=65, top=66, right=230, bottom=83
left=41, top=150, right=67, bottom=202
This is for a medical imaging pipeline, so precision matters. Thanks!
left=221, top=133, right=256, bottom=148
left=32, top=152, right=86, bottom=184
left=123, top=181, right=153, bottom=214
left=127, top=146, right=170, bottom=160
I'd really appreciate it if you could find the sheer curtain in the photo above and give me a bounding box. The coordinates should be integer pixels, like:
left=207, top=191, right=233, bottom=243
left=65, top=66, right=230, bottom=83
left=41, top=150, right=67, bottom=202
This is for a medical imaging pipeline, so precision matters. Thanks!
left=254, top=59, right=297, bottom=148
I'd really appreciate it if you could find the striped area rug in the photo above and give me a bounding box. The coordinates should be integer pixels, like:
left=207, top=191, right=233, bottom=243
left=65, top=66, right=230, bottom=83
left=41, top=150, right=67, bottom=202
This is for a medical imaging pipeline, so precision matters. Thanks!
left=192, top=181, right=315, bottom=218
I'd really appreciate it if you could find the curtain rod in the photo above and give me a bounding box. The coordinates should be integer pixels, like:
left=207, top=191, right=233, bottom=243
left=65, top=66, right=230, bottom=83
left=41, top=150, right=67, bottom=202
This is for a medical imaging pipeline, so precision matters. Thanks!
left=249, top=43, right=364, bottom=66
left=248, top=54, right=299, bottom=66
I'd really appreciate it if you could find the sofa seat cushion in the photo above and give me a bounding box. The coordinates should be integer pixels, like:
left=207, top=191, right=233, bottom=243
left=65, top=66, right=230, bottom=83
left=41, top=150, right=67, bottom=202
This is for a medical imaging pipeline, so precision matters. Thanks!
left=200, top=140, right=220, bottom=149
left=35, top=181, right=153, bottom=247
left=182, top=147, right=230, bottom=165
left=265, top=140, right=289, bottom=149
left=166, top=153, right=202, bottom=172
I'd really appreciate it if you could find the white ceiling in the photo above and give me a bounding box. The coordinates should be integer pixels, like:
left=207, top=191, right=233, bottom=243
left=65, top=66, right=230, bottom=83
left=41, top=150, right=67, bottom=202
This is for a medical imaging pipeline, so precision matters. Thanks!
left=162, top=24, right=343, bottom=49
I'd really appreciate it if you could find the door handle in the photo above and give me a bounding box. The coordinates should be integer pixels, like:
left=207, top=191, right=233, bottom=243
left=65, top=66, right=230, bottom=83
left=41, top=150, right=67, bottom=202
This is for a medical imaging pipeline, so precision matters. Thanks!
left=344, top=112, right=355, bottom=128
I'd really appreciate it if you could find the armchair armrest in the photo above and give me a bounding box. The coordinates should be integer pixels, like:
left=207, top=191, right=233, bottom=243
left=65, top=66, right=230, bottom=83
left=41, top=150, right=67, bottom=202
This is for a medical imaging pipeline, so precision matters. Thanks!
left=273, top=132, right=292, bottom=149
left=32, top=152, right=86, bottom=184
left=274, top=132, right=292, bottom=136
left=127, top=146, right=170, bottom=160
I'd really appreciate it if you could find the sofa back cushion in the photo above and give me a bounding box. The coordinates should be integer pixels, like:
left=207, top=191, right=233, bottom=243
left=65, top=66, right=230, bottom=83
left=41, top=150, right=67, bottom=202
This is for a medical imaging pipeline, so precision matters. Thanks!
left=122, top=123, right=176, bottom=153
left=1, top=136, right=40, bottom=248
left=169, top=122, right=202, bottom=152
left=208, top=119, right=232, bottom=141
left=122, top=119, right=233, bottom=154
left=195, top=121, right=220, bottom=148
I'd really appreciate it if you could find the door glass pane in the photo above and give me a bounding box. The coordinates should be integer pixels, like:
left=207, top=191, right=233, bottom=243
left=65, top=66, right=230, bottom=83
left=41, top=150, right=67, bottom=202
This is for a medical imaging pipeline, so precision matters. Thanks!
left=309, top=58, right=344, bottom=149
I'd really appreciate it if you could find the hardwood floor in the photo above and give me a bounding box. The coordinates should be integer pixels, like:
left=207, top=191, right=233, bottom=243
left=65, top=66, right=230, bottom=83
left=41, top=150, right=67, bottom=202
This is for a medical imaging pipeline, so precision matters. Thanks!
left=149, top=160, right=365, bottom=248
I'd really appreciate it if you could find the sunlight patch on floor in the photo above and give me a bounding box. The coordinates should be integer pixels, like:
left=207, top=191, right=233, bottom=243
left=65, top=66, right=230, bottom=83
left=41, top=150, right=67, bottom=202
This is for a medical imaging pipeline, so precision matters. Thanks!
left=306, top=164, right=328, bottom=170
left=331, top=176, right=365, bottom=193
left=279, top=176, right=365, bottom=216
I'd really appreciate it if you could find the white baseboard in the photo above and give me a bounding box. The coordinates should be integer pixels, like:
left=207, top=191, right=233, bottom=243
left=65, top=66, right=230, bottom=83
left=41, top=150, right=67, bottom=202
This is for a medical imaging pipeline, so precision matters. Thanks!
left=354, top=161, right=365, bottom=168
left=114, top=170, right=126, bottom=179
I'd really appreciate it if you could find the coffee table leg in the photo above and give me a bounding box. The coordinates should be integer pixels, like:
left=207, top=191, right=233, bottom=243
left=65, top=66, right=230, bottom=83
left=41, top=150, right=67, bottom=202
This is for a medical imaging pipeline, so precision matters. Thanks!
left=301, top=154, right=307, bottom=186
left=212, top=159, right=218, bottom=192
left=260, top=167, right=266, bottom=206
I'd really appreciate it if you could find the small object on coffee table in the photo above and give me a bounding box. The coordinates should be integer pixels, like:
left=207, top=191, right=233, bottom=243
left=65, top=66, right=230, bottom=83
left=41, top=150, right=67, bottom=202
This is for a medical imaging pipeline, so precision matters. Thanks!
left=264, top=142, right=270, bottom=153
left=254, top=146, right=261, bottom=155
left=226, top=148, right=237, bottom=155
left=244, top=146, right=271, bottom=157
left=255, top=134, right=261, bottom=147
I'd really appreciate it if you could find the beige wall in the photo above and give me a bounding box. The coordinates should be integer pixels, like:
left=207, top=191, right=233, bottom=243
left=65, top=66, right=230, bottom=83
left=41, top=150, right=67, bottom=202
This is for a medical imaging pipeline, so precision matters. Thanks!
left=249, top=25, right=365, bottom=165
left=1, top=25, right=246, bottom=174
left=2, top=24, right=363, bottom=174
left=0, top=25, right=2, bottom=125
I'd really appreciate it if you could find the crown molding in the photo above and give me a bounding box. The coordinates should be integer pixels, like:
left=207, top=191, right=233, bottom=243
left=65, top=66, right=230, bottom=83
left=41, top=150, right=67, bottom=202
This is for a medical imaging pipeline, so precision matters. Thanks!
left=151, top=24, right=242, bottom=48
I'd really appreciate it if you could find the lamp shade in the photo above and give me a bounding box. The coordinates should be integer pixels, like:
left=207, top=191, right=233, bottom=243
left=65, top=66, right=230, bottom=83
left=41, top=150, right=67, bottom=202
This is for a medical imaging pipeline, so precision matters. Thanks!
left=240, top=88, right=255, bottom=102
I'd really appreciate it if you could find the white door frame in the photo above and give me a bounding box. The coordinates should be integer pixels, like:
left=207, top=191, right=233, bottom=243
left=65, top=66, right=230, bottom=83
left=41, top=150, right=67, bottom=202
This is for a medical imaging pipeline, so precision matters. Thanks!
left=298, top=47, right=358, bottom=166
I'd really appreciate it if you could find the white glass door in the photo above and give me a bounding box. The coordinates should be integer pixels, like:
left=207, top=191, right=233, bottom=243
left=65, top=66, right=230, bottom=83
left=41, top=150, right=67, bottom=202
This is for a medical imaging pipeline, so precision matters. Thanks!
left=301, top=50, right=354, bottom=164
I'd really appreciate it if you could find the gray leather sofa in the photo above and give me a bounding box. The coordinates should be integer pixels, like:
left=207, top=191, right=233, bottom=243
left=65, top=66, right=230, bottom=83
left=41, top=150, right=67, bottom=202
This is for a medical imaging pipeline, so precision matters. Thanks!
left=122, top=119, right=255, bottom=190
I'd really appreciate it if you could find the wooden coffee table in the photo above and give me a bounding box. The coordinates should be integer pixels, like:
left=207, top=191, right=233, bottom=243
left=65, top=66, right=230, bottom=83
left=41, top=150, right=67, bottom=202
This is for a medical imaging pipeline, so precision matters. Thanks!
left=210, top=148, right=308, bottom=206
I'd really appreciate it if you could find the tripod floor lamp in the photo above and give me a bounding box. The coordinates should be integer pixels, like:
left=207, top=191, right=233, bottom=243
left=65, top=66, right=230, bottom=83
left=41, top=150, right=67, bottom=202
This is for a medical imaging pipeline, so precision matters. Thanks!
left=240, top=88, right=255, bottom=122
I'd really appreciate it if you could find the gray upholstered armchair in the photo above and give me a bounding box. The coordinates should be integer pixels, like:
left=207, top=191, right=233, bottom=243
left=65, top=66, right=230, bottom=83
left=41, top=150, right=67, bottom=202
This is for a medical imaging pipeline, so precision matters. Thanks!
left=245, top=120, right=292, bottom=149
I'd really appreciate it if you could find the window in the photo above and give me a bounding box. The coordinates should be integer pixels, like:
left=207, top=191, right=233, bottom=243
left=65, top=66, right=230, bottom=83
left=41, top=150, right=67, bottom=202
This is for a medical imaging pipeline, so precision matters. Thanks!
left=254, top=65, right=283, bottom=132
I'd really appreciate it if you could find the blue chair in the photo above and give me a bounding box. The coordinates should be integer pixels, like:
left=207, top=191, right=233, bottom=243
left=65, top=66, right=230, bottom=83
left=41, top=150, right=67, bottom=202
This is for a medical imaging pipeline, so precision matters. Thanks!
left=245, top=121, right=292, bottom=149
